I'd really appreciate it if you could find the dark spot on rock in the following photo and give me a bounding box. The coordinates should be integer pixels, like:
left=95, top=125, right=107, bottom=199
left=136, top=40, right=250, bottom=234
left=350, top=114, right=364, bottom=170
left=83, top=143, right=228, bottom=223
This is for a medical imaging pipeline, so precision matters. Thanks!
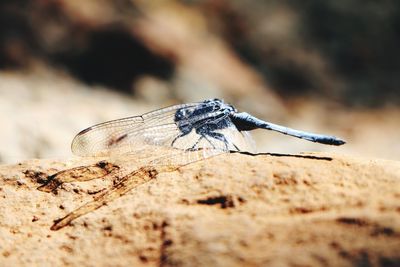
left=96, top=161, right=108, bottom=168
left=139, top=255, right=148, bottom=263
left=370, top=226, right=395, bottom=237
left=179, top=198, right=190, bottom=205
left=32, top=215, right=39, bottom=222
left=303, top=180, right=313, bottom=186
left=59, top=205, right=65, bottom=210
left=23, top=170, right=48, bottom=184
left=237, top=196, right=246, bottom=203
left=330, top=241, right=340, bottom=249
left=66, top=234, right=78, bottom=240
left=147, top=168, right=159, bottom=178
left=103, top=225, right=113, bottom=231
left=73, top=188, right=79, bottom=194
left=290, top=207, right=313, bottom=214
left=60, top=245, right=73, bottom=253
left=336, top=217, right=368, bottom=226
left=163, top=239, right=173, bottom=246
left=197, top=195, right=235, bottom=209
left=266, top=233, right=275, bottom=240
left=87, top=188, right=105, bottom=195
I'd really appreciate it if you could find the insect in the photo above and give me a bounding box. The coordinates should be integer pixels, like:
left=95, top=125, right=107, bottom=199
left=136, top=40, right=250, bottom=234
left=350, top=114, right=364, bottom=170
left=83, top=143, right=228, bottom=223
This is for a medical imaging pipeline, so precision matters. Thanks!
left=39, top=98, right=345, bottom=230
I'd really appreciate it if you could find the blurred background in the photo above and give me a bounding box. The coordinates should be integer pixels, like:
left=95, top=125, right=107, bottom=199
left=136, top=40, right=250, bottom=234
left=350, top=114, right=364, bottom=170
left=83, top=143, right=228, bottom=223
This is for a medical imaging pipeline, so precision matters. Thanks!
left=0, top=0, right=399, bottom=163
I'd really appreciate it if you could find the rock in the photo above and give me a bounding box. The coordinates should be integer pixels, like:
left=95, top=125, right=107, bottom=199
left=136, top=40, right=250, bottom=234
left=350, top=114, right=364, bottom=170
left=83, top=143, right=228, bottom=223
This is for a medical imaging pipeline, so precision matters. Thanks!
left=0, top=153, right=399, bottom=266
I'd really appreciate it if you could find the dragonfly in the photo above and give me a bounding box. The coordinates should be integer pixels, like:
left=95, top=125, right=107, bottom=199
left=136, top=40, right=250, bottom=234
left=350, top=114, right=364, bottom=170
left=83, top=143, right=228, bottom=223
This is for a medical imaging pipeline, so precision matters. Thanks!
left=39, top=98, right=345, bottom=230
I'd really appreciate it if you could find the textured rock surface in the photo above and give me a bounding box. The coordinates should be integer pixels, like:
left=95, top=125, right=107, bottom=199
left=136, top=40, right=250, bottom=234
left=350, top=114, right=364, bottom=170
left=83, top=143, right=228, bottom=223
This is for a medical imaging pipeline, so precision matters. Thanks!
left=0, top=153, right=399, bottom=267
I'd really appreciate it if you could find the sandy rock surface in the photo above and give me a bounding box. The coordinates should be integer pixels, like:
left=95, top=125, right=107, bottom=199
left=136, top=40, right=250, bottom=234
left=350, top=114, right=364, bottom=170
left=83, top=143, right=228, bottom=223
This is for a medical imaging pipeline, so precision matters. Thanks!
left=0, top=153, right=399, bottom=267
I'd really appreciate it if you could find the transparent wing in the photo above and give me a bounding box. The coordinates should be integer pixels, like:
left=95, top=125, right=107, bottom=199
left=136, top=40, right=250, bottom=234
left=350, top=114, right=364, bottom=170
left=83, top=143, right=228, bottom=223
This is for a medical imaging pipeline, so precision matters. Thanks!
left=71, top=100, right=256, bottom=167
left=71, top=102, right=200, bottom=156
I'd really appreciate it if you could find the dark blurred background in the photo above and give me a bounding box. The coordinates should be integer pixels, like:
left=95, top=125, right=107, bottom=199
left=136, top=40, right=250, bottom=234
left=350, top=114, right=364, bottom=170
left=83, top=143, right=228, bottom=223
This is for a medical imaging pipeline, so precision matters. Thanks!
left=0, top=0, right=399, bottom=162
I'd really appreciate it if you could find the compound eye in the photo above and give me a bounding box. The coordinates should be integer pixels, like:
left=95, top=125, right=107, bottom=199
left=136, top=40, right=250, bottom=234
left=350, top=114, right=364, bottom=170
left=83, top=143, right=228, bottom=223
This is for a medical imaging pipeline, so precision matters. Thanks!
left=175, top=110, right=186, bottom=120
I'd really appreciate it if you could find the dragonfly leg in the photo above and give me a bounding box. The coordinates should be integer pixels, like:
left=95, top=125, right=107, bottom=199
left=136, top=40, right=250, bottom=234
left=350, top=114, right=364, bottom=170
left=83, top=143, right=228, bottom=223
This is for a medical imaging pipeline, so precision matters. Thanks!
left=202, top=135, right=216, bottom=149
left=171, top=130, right=191, bottom=148
left=188, top=136, right=205, bottom=151
left=206, top=131, right=239, bottom=151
